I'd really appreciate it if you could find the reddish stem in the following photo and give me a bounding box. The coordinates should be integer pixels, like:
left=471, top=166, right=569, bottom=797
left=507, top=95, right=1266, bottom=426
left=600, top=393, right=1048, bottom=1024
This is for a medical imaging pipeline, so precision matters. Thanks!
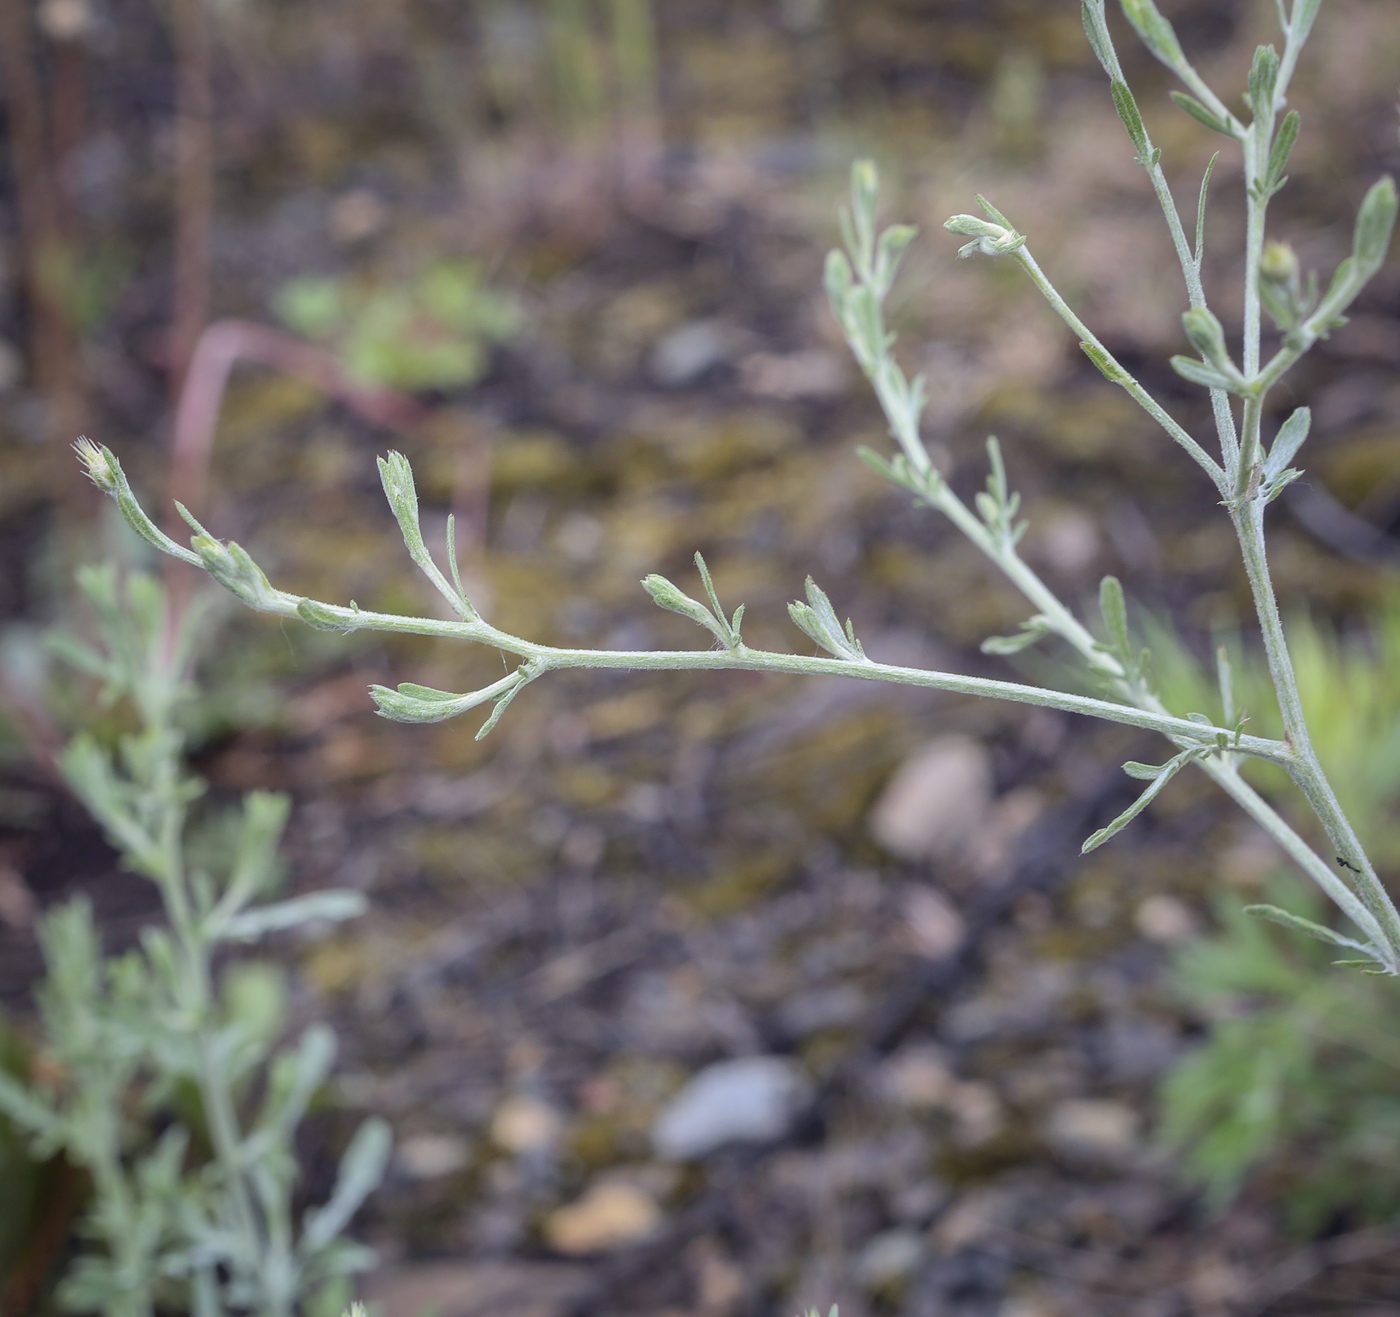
left=167, top=318, right=429, bottom=521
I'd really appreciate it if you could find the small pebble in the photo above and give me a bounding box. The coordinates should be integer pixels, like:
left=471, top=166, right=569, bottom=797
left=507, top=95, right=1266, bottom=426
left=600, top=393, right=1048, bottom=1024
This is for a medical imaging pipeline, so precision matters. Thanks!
left=545, top=1180, right=662, bottom=1255
left=652, top=1056, right=811, bottom=1160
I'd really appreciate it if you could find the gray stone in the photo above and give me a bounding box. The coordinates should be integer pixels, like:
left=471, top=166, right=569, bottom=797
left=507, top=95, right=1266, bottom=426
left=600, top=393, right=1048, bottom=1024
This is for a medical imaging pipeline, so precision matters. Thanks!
left=648, top=319, right=737, bottom=386
left=651, top=1056, right=811, bottom=1160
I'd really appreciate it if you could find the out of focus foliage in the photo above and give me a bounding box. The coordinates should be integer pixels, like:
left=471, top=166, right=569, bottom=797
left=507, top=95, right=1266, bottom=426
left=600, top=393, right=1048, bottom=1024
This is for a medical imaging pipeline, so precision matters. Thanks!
left=1159, top=594, right=1400, bottom=1228
left=0, top=567, right=384, bottom=1317
left=275, top=260, right=522, bottom=393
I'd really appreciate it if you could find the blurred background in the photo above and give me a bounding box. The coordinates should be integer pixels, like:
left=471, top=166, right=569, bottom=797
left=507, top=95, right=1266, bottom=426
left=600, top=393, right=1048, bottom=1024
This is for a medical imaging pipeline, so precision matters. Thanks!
left=3, top=0, right=1400, bottom=1312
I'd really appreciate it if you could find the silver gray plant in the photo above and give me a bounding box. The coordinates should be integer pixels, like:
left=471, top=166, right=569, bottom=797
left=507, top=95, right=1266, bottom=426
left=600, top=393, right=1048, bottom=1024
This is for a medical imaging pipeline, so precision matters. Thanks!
left=0, top=566, right=388, bottom=1317
left=76, top=0, right=1400, bottom=972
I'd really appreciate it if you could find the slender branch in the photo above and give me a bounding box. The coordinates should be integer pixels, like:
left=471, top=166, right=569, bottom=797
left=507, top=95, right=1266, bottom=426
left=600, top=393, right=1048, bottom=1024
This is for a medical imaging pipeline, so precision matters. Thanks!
left=78, top=444, right=1289, bottom=762
left=1010, top=246, right=1228, bottom=491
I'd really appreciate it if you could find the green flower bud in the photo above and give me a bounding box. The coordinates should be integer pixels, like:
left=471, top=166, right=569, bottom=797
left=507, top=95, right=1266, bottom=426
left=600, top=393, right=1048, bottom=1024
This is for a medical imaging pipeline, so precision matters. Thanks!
left=1260, top=240, right=1300, bottom=286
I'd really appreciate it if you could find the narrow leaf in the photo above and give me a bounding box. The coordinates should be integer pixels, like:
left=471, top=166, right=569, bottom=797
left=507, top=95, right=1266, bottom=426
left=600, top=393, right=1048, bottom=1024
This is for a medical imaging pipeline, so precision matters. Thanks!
left=1170, top=91, right=1235, bottom=138
left=1122, top=759, right=1167, bottom=780
left=1247, top=44, right=1279, bottom=115
left=474, top=680, right=524, bottom=741
left=1195, top=152, right=1219, bottom=264
left=1079, top=340, right=1132, bottom=386
left=1081, top=0, right=1117, bottom=77
left=823, top=249, right=853, bottom=314
left=1291, top=0, right=1321, bottom=45
left=1353, top=175, right=1398, bottom=278
left=1110, top=80, right=1151, bottom=160
left=1215, top=645, right=1235, bottom=727
left=1082, top=750, right=1195, bottom=852
left=1265, top=110, right=1300, bottom=190
left=1099, top=575, right=1130, bottom=658
left=1170, top=355, right=1238, bottom=392
left=1120, top=0, right=1187, bottom=71
left=300, top=1117, right=393, bottom=1256
left=981, top=615, right=1052, bottom=656
left=975, top=194, right=1013, bottom=228
left=1264, top=407, right=1310, bottom=480
left=1244, top=903, right=1372, bottom=953
left=693, top=553, right=723, bottom=626
left=296, top=598, right=355, bottom=632
left=219, top=890, right=367, bottom=942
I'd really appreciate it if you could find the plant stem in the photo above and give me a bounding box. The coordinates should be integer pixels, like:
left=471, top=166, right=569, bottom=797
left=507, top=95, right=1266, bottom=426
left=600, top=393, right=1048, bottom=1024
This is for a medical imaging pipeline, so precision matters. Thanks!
left=1231, top=500, right=1400, bottom=962
left=1011, top=246, right=1228, bottom=490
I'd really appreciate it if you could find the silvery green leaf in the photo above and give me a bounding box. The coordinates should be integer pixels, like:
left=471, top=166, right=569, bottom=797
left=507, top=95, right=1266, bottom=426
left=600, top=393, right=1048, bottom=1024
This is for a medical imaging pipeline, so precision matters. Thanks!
left=473, top=677, right=526, bottom=741
left=219, top=890, right=367, bottom=942
left=1170, top=91, right=1235, bottom=138
left=1352, top=175, right=1398, bottom=278
left=1110, top=80, right=1151, bottom=161
left=305, top=1239, right=378, bottom=1280
left=46, top=632, right=111, bottom=681
left=975, top=194, right=1013, bottom=228
left=1081, top=0, right=1118, bottom=77
left=368, top=683, right=461, bottom=723
left=1181, top=306, right=1234, bottom=373
left=376, top=452, right=425, bottom=560
left=1082, top=748, right=1197, bottom=852
left=845, top=284, right=886, bottom=363
left=0, top=1068, right=62, bottom=1143
left=296, top=598, right=357, bottom=632
left=1291, top=0, right=1321, bottom=44
left=1263, top=468, right=1303, bottom=502
left=851, top=159, right=878, bottom=225
left=255, top=1025, right=337, bottom=1144
left=823, top=249, right=853, bottom=314
left=1244, top=903, right=1373, bottom=953
left=1265, top=110, right=1300, bottom=192
left=214, top=790, right=292, bottom=921
left=944, top=214, right=1005, bottom=241
left=692, top=552, right=740, bottom=649
left=642, top=573, right=728, bottom=643
left=837, top=206, right=858, bottom=269
left=1215, top=644, right=1236, bottom=726
left=981, top=615, right=1052, bottom=655
left=1122, top=760, right=1165, bottom=780
left=789, top=578, right=864, bottom=661
left=1079, top=341, right=1132, bottom=386
left=187, top=530, right=284, bottom=612
left=874, top=224, right=917, bottom=294
left=1098, top=575, right=1131, bottom=659
left=857, top=445, right=900, bottom=483
left=371, top=670, right=523, bottom=725
left=1170, top=354, right=1239, bottom=392
left=300, top=1117, right=392, bottom=1257
left=444, top=514, right=472, bottom=615
left=848, top=160, right=879, bottom=275
left=375, top=452, right=475, bottom=618
left=1120, top=0, right=1187, bottom=72
left=1247, top=44, right=1279, bottom=114
left=1264, top=407, right=1310, bottom=481
left=1194, top=152, right=1219, bottom=263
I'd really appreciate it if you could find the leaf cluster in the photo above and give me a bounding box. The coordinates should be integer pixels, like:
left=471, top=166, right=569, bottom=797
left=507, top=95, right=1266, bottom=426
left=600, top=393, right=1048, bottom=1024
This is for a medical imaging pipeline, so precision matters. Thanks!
left=1162, top=883, right=1400, bottom=1231
left=275, top=259, right=521, bottom=393
left=0, top=568, right=384, bottom=1317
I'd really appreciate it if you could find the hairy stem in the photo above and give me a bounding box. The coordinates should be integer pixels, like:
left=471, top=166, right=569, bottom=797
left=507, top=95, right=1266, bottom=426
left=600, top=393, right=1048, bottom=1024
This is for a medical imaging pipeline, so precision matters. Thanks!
left=1011, top=246, right=1227, bottom=490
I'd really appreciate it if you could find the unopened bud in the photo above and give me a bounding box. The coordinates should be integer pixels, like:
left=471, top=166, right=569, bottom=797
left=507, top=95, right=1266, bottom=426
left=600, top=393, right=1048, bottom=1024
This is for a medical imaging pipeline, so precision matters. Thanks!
left=1181, top=306, right=1232, bottom=371
left=74, top=437, right=117, bottom=494
left=1260, top=240, right=1300, bottom=286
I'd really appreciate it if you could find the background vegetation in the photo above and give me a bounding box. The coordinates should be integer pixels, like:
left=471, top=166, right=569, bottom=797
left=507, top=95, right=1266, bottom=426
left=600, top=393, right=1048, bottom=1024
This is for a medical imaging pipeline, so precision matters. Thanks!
left=3, top=0, right=1400, bottom=1313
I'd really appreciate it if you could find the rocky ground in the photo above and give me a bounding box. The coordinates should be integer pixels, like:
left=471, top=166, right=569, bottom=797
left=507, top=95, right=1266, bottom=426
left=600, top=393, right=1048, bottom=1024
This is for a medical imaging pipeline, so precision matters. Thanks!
left=4, top=0, right=1400, bottom=1313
